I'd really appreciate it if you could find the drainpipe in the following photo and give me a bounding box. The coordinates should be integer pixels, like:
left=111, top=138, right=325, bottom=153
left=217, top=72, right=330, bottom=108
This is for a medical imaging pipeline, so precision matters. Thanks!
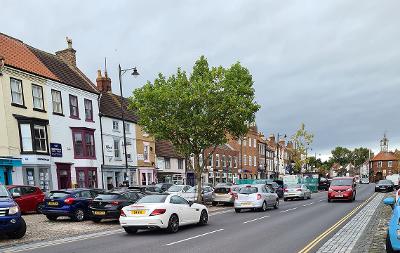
left=98, top=93, right=105, bottom=189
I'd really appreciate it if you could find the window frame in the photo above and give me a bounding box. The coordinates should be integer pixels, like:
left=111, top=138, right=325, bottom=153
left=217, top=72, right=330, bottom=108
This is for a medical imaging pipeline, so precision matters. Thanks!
left=84, top=99, right=93, bottom=122
left=71, top=128, right=96, bottom=159
left=114, top=139, right=121, bottom=159
left=10, top=77, right=26, bottom=108
left=17, top=119, right=49, bottom=155
left=69, top=94, right=80, bottom=119
left=165, top=158, right=171, bottom=170
left=31, top=84, right=45, bottom=112
left=51, top=89, right=63, bottom=115
left=178, top=159, right=183, bottom=170
left=112, top=120, right=119, bottom=131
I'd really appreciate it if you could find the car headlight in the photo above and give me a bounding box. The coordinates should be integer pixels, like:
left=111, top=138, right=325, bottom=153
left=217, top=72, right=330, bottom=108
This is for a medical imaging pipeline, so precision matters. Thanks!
left=346, top=188, right=352, bottom=192
left=8, top=205, right=19, bottom=215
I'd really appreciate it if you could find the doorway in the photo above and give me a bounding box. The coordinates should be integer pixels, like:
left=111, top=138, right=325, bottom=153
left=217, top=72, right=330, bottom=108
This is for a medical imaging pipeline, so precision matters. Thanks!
left=56, top=163, right=71, bottom=189
left=0, top=166, right=12, bottom=185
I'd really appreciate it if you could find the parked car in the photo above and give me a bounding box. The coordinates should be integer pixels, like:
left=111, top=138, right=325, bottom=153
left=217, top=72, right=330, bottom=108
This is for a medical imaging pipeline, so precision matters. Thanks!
left=383, top=197, right=400, bottom=252
left=266, top=182, right=284, bottom=198
left=42, top=188, right=100, bottom=221
left=7, top=185, right=45, bottom=213
left=360, top=178, right=370, bottom=184
left=212, top=185, right=236, bottom=206
left=234, top=184, right=279, bottom=212
left=0, top=185, right=26, bottom=239
left=166, top=185, right=191, bottom=195
left=386, top=174, right=400, bottom=189
left=328, top=177, right=357, bottom=202
left=215, top=182, right=233, bottom=187
left=375, top=180, right=395, bottom=192
left=318, top=177, right=330, bottom=191
left=252, top=179, right=272, bottom=185
left=119, top=194, right=208, bottom=234
left=89, top=190, right=144, bottom=222
left=283, top=184, right=311, bottom=201
left=180, top=186, right=214, bottom=203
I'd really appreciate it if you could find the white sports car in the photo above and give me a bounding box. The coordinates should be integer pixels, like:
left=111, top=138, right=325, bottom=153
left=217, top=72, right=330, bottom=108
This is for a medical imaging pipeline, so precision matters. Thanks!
left=120, top=194, right=209, bottom=234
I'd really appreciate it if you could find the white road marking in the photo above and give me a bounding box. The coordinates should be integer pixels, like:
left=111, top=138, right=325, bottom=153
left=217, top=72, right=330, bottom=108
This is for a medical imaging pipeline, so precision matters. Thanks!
left=165, top=229, right=224, bottom=246
left=243, top=215, right=269, bottom=224
left=210, top=209, right=234, bottom=216
left=319, top=199, right=324, bottom=202
left=280, top=207, right=297, bottom=213
left=303, top=202, right=314, bottom=207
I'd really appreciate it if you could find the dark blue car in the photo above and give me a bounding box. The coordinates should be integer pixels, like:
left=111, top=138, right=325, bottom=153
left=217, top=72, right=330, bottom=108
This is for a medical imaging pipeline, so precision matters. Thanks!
left=0, top=184, right=26, bottom=238
left=42, top=189, right=101, bottom=222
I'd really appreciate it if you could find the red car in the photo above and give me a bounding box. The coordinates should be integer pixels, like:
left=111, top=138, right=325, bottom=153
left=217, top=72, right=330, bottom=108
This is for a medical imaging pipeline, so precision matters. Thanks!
left=7, top=185, right=45, bottom=213
left=328, top=177, right=356, bottom=202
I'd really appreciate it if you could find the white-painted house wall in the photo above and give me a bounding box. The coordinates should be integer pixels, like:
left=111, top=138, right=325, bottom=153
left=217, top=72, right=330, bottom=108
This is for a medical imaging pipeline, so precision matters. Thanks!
left=46, top=80, right=102, bottom=189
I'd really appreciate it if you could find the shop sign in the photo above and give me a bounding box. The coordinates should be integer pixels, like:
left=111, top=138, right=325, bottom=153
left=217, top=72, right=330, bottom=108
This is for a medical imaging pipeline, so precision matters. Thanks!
left=50, top=143, right=62, bottom=157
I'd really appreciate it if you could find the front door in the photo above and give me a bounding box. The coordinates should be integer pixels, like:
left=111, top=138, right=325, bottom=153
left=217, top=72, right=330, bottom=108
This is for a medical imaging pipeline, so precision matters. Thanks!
left=0, top=166, right=12, bottom=185
left=56, top=164, right=71, bottom=189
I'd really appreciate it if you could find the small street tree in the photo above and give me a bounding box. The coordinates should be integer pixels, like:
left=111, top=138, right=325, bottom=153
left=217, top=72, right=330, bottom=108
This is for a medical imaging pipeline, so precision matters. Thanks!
left=129, top=56, right=260, bottom=202
left=290, top=123, right=314, bottom=173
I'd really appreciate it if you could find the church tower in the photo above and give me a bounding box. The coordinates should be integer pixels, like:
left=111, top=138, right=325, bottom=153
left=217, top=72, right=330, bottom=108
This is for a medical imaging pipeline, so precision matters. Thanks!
left=380, top=133, right=389, bottom=152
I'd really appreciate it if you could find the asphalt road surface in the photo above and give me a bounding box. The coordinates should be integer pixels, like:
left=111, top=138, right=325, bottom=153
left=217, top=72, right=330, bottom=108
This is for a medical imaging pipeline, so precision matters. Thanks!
left=8, top=184, right=376, bottom=253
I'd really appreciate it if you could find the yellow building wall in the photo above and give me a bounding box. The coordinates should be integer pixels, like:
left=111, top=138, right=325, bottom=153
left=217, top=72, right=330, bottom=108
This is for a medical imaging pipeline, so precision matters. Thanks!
left=0, top=67, right=49, bottom=157
left=135, top=125, right=155, bottom=167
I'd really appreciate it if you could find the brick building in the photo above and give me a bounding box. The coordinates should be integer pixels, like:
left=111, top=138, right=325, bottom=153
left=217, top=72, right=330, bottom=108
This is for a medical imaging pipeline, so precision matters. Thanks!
left=370, top=134, right=399, bottom=182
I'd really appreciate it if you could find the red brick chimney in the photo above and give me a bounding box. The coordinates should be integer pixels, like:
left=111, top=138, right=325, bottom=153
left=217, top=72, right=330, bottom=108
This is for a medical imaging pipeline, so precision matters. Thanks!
left=56, top=37, right=76, bottom=66
left=96, top=70, right=111, bottom=92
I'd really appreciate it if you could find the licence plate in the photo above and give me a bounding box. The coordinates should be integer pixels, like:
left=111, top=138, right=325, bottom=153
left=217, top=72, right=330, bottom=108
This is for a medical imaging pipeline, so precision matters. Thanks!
left=94, top=211, right=106, bottom=215
left=241, top=202, right=252, bottom=207
left=336, top=194, right=343, bottom=197
left=130, top=210, right=145, bottom=215
left=47, top=201, right=59, bottom=206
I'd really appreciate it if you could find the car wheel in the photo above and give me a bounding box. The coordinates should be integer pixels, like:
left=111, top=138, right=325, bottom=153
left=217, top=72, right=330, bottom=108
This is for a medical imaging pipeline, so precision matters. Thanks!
left=72, top=209, right=85, bottom=222
left=283, top=198, right=287, bottom=201
left=6, top=218, right=26, bottom=239
left=274, top=199, right=279, bottom=209
left=167, top=214, right=179, bottom=233
left=261, top=201, right=267, bottom=212
left=124, top=227, right=138, bottom=234
left=36, top=203, right=44, bottom=214
left=212, top=202, right=217, bottom=206
left=46, top=215, right=58, bottom=221
left=198, top=210, right=208, bottom=225
left=92, top=218, right=102, bottom=223
left=235, top=208, right=241, bottom=213
left=328, top=199, right=331, bottom=202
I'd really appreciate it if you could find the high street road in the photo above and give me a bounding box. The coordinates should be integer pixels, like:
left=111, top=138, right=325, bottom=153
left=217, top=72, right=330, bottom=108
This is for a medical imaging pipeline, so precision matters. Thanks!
left=5, top=184, right=376, bottom=253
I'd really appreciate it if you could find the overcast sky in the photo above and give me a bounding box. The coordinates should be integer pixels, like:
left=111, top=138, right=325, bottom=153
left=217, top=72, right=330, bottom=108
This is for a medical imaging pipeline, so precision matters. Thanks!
left=2, top=0, right=400, bottom=159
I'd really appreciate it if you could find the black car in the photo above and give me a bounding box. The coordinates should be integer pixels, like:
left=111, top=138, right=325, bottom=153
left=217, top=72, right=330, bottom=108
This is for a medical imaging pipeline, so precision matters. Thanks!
left=318, top=177, right=330, bottom=191
left=89, top=190, right=145, bottom=222
left=375, top=180, right=394, bottom=192
left=267, top=182, right=284, bottom=198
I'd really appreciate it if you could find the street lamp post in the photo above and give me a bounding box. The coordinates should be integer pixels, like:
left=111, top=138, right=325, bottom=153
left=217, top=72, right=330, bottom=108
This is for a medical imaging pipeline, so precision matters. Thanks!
left=118, top=64, right=139, bottom=184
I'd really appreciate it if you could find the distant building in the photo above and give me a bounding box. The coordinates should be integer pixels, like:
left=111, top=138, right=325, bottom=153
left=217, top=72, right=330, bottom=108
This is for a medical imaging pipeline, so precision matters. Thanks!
left=370, top=134, right=399, bottom=182
left=155, top=140, right=186, bottom=184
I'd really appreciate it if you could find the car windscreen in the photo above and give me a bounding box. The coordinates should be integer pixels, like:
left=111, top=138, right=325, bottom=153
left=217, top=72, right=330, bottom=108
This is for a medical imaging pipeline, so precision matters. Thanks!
left=187, top=187, right=200, bottom=193
left=330, top=179, right=353, bottom=186
left=167, top=185, right=183, bottom=192
left=214, top=187, right=230, bottom=194
left=378, top=180, right=392, bottom=185
left=231, top=186, right=241, bottom=192
left=287, top=184, right=301, bottom=189
left=136, top=195, right=167, bottom=203
left=48, top=191, right=70, bottom=198
left=239, top=187, right=258, bottom=194
left=94, top=194, right=122, bottom=200
left=0, top=185, right=10, bottom=197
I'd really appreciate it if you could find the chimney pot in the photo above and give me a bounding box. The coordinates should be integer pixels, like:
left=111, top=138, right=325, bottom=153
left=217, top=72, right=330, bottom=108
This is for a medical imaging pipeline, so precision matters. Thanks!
left=55, top=36, right=76, bottom=66
left=96, top=69, right=112, bottom=93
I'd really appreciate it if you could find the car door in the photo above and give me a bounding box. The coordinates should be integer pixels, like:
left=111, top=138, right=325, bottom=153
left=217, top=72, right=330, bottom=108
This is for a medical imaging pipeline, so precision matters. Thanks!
left=76, top=190, right=93, bottom=210
left=170, top=195, right=186, bottom=223
left=9, top=187, right=26, bottom=211
left=22, top=186, right=38, bottom=212
left=262, top=186, right=272, bottom=206
left=176, top=195, right=199, bottom=224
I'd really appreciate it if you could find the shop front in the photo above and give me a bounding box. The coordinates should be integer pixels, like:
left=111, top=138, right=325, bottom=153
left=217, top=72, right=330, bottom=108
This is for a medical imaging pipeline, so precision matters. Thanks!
left=102, top=166, right=131, bottom=190
left=138, top=168, right=155, bottom=185
left=157, top=172, right=185, bottom=184
left=21, top=155, right=51, bottom=191
left=0, top=157, right=22, bottom=185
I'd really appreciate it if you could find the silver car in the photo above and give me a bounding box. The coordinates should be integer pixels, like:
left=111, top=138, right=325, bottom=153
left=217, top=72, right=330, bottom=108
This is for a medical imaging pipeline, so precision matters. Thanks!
left=179, top=186, right=214, bottom=203
left=234, top=184, right=279, bottom=212
left=212, top=185, right=236, bottom=206
left=166, top=185, right=191, bottom=195
left=283, top=184, right=311, bottom=201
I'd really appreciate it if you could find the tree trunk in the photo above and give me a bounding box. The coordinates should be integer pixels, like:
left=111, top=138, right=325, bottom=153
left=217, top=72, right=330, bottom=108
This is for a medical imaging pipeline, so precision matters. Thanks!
left=194, top=153, right=203, bottom=203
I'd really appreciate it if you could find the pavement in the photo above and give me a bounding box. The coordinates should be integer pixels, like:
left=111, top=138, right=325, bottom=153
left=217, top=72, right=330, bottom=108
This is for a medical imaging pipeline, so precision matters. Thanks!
left=1, top=184, right=376, bottom=253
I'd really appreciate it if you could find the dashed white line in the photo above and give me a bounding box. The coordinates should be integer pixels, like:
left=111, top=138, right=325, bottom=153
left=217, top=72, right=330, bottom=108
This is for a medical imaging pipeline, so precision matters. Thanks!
left=280, top=207, right=297, bottom=213
left=243, top=215, right=270, bottom=224
left=210, top=209, right=234, bottom=216
left=303, top=202, right=314, bottom=207
left=165, top=229, right=224, bottom=246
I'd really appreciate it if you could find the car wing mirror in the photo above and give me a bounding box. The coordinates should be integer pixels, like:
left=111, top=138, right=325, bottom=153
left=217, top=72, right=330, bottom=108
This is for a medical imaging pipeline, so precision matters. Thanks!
left=188, top=201, right=194, bottom=206
left=384, top=197, right=395, bottom=209
left=12, top=192, right=21, bottom=198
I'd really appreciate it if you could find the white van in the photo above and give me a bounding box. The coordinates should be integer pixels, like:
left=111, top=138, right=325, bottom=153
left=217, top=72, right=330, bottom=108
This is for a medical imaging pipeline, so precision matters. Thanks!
left=386, top=174, right=400, bottom=189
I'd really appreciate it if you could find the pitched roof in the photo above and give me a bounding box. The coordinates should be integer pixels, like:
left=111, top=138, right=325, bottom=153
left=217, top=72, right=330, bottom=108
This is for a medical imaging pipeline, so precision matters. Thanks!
left=155, top=140, right=183, bottom=158
left=0, top=33, right=57, bottom=80
left=99, top=92, right=138, bottom=123
left=0, top=33, right=98, bottom=94
left=371, top=151, right=398, bottom=161
left=28, top=46, right=98, bottom=93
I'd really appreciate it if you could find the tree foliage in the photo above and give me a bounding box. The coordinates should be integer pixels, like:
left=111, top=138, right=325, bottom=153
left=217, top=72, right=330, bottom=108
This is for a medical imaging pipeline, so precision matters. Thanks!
left=330, top=147, right=352, bottom=166
left=290, top=123, right=314, bottom=173
left=129, top=56, right=260, bottom=201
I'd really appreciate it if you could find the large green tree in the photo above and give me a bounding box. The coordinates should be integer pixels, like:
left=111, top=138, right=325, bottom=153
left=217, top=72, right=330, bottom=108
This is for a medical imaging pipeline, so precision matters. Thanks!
left=350, top=147, right=370, bottom=168
left=290, top=123, right=314, bottom=173
left=129, top=56, right=260, bottom=201
left=330, top=146, right=352, bottom=166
